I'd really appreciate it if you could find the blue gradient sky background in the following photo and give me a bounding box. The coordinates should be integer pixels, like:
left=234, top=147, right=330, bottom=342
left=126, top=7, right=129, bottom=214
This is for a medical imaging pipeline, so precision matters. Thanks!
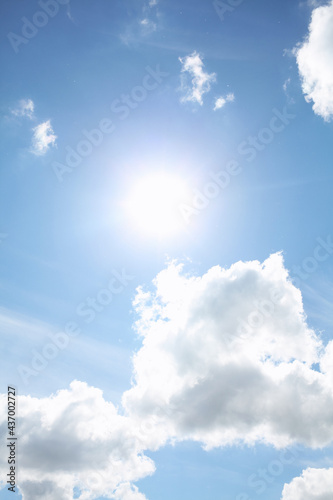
left=0, top=0, right=333, bottom=499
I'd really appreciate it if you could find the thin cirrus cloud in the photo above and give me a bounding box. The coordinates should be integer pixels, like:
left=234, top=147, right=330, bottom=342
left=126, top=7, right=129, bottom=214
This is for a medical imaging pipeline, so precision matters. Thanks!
left=214, top=92, right=235, bottom=110
left=120, top=0, right=160, bottom=44
left=281, top=467, right=333, bottom=500
left=179, top=51, right=217, bottom=105
left=11, top=98, right=35, bottom=119
left=140, top=17, right=157, bottom=33
left=294, top=0, right=333, bottom=121
left=140, top=0, right=160, bottom=34
left=31, top=120, right=57, bottom=156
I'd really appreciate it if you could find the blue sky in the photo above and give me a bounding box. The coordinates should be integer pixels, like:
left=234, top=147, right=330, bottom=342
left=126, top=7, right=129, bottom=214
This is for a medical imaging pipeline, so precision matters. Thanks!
left=1, top=0, right=333, bottom=499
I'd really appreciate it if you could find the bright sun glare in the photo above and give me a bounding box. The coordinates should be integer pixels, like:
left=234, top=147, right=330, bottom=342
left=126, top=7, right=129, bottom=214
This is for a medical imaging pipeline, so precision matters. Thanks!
left=125, top=172, right=189, bottom=238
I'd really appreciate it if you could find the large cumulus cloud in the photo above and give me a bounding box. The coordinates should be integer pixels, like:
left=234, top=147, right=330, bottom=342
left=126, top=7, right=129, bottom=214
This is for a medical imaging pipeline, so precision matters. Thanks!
left=281, top=467, right=333, bottom=500
left=123, top=253, right=333, bottom=450
left=0, top=381, right=154, bottom=500
left=1, top=254, right=332, bottom=499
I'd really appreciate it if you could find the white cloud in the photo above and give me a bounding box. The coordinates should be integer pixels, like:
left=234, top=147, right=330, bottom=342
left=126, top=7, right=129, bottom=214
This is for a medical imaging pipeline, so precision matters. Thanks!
left=2, top=255, right=333, bottom=498
left=140, top=18, right=157, bottom=32
left=305, top=0, right=326, bottom=7
left=123, top=254, right=333, bottom=450
left=0, top=381, right=154, bottom=500
left=214, top=92, right=235, bottom=110
left=283, top=78, right=291, bottom=92
left=281, top=467, right=333, bottom=500
left=179, top=52, right=216, bottom=105
left=294, top=0, right=333, bottom=121
left=11, top=99, right=34, bottom=119
left=282, top=78, right=296, bottom=104
left=31, top=120, right=57, bottom=156
left=120, top=0, right=160, bottom=44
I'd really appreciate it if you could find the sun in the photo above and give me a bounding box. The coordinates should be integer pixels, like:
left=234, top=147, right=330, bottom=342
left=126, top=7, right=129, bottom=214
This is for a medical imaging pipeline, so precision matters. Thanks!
left=125, top=172, right=189, bottom=238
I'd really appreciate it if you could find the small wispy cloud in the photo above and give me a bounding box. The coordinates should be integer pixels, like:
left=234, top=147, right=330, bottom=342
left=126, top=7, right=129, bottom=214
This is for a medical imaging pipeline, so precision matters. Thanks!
left=306, top=0, right=324, bottom=6
left=179, top=51, right=216, bottom=105
left=31, top=120, right=57, bottom=156
left=66, top=4, right=77, bottom=24
left=11, top=99, right=35, bottom=119
left=140, top=17, right=157, bottom=32
left=282, top=78, right=295, bottom=104
left=120, top=0, right=160, bottom=45
left=283, top=78, right=291, bottom=92
left=141, top=0, right=159, bottom=33
left=213, top=92, right=235, bottom=110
